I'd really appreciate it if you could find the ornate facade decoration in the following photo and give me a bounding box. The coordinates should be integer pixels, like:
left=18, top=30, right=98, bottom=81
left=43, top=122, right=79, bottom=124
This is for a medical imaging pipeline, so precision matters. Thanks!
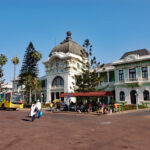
left=43, top=31, right=87, bottom=103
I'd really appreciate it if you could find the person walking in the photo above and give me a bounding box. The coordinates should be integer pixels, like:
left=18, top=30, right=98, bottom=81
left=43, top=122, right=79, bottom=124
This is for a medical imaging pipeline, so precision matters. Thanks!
left=49, top=102, right=53, bottom=112
left=113, top=102, right=118, bottom=112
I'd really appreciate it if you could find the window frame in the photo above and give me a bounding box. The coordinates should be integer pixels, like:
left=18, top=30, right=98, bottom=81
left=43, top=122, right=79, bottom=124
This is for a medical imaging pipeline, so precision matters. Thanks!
left=52, top=76, right=64, bottom=87
left=142, top=66, right=148, bottom=79
left=120, top=91, right=125, bottom=101
left=129, top=68, right=136, bottom=79
left=143, top=90, right=149, bottom=101
left=119, top=70, right=124, bottom=81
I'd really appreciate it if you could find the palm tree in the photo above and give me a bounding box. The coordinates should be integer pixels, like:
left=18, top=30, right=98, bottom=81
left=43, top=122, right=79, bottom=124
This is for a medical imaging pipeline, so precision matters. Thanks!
left=0, top=54, right=7, bottom=67
left=24, top=75, right=36, bottom=104
left=12, top=56, right=19, bottom=80
left=32, top=80, right=42, bottom=102
left=30, top=51, right=42, bottom=102
left=0, top=54, right=8, bottom=92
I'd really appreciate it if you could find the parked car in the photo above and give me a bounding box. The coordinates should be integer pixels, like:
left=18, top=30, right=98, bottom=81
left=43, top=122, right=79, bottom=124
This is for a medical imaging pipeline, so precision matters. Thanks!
left=60, top=102, right=76, bottom=111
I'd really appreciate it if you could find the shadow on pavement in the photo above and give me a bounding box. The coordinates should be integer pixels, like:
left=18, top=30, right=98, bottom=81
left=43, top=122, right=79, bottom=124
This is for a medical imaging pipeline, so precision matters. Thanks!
left=21, top=118, right=31, bottom=122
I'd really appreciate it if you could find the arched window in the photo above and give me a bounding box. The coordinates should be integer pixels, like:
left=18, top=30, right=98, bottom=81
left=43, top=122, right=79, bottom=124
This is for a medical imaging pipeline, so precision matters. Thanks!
left=120, top=91, right=125, bottom=101
left=143, top=90, right=149, bottom=101
left=52, top=76, right=64, bottom=87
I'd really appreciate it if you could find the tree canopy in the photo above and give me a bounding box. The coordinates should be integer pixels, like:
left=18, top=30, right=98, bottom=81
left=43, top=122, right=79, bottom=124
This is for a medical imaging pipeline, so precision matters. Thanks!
left=12, top=56, right=19, bottom=65
left=12, top=56, right=19, bottom=81
left=19, top=42, right=42, bottom=103
left=0, top=54, right=8, bottom=92
left=0, top=54, right=7, bottom=67
left=19, top=42, right=42, bottom=84
left=75, top=39, right=100, bottom=92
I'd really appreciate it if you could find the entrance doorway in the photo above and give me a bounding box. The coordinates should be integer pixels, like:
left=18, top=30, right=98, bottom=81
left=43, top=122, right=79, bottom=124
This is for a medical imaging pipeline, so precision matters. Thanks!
left=56, top=92, right=60, bottom=99
left=130, top=90, right=137, bottom=104
left=51, top=93, right=54, bottom=102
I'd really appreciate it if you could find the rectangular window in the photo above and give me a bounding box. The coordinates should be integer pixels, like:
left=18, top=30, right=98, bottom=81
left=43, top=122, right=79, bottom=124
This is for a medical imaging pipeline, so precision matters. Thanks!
left=6, top=93, right=11, bottom=102
left=142, top=67, right=148, bottom=78
left=1, top=93, right=5, bottom=100
left=143, top=91, right=149, bottom=101
left=129, top=68, right=136, bottom=79
left=56, top=92, right=60, bottom=99
left=119, top=70, right=124, bottom=81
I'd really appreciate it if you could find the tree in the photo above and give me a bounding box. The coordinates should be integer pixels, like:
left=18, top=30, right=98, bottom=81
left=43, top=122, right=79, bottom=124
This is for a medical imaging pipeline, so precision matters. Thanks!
left=0, top=54, right=8, bottom=92
left=0, top=67, right=4, bottom=92
left=12, top=56, right=19, bottom=81
left=19, top=42, right=42, bottom=104
left=75, top=39, right=100, bottom=92
left=23, top=75, right=36, bottom=103
left=32, top=80, right=42, bottom=102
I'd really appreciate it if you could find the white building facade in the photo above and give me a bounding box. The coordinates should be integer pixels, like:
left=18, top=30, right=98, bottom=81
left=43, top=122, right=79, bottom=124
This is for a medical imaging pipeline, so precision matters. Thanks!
left=43, top=31, right=88, bottom=103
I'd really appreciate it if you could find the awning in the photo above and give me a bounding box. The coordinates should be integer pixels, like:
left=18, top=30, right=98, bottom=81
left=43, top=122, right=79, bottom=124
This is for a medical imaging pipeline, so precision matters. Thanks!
left=60, top=91, right=113, bottom=98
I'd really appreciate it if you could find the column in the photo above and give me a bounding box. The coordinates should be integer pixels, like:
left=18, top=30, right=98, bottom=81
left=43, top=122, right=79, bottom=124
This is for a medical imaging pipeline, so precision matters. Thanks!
left=136, top=89, right=139, bottom=110
left=108, top=96, right=110, bottom=105
left=46, top=76, right=51, bottom=103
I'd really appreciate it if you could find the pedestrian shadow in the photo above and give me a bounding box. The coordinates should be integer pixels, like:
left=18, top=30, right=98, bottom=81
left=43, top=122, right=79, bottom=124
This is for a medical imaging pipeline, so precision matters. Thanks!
left=21, top=118, right=31, bottom=122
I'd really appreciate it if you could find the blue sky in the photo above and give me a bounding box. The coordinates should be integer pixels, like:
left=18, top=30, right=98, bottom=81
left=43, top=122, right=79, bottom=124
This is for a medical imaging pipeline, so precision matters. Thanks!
left=0, top=0, right=150, bottom=82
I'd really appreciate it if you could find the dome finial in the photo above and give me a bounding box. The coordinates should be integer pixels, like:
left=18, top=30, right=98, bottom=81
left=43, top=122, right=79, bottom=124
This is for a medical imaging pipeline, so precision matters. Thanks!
left=66, top=31, right=72, bottom=41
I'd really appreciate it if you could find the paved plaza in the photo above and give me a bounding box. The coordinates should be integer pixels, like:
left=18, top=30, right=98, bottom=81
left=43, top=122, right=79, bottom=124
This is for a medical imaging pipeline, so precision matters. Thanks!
left=0, top=109, right=150, bottom=150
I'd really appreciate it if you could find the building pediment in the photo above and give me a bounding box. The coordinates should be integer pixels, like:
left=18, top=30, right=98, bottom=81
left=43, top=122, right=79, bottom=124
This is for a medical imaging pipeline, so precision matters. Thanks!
left=124, top=54, right=139, bottom=62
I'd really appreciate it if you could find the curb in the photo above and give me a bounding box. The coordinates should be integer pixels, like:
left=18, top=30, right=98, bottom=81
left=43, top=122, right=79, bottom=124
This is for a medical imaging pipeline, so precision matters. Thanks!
left=108, top=108, right=150, bottom=115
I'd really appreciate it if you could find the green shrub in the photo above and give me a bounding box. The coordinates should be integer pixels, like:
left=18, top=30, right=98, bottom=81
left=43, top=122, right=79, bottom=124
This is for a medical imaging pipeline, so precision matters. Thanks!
left=139, top=102, right=148, bottom=109
left=121, top=102, right=127, bottom=111
left=42, top=103, right=49, bottom=108
left=124, top=104, right=136, bottom=110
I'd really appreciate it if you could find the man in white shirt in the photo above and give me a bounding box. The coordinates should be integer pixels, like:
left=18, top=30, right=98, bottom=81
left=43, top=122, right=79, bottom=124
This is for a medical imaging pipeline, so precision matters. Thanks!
left=30, top=99, right=42, bottom=121
left=35, top=99, right=41, bottom=111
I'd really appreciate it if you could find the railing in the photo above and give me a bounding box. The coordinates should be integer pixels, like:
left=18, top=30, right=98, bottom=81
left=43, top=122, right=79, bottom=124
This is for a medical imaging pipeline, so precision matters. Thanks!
left=139, top=78, right=150, bottom=81
left=116, top=77, right=150, bottom=85
left=125, top=78, right=138, bottom=82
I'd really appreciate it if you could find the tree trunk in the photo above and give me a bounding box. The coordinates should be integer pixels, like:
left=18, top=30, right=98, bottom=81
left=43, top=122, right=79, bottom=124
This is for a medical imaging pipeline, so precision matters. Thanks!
left=14, top=64, right=16, bottom=80
left=29, top=87, right=32, bottom=104
left=34, top=91, right=37, bottom=102
left=0, top=76, right=3, bottom=92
